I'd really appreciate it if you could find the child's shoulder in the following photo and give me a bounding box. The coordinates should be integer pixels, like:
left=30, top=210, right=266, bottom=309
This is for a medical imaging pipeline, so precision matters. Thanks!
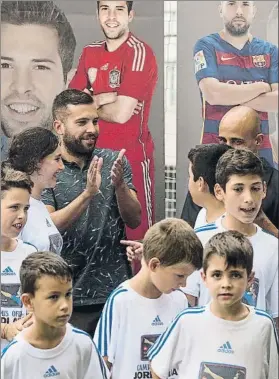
left=175, top=306, right=207, bottom=325
left=168, top=289, right=189, bottom=306
left=1, top=339, right=25, bottom=361
left=253, top=308, right=277, bottom=327
left=68, top=325, right=99, bottom=353
left=103, top=283, right=131, bottom=309
left=194, top=222, right=218, bottom=235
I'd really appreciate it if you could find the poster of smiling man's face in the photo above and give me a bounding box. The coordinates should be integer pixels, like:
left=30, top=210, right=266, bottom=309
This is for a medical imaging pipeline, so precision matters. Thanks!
left=1, top=1, right=76, bottom=141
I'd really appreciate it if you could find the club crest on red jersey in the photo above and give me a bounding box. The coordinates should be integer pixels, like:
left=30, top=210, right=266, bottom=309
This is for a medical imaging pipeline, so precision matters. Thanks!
left=252, top=55, right=266, bottom=68
left=109, top=67, right=121, bottom=88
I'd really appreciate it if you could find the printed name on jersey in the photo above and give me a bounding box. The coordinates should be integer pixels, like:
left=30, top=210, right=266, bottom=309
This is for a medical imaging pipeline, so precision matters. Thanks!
left=134, top=363, right=178, bottom=378
left=194, top=50, right=207, bottom=73
left=109, top=67, right=121, bottom=88
left=252, top=55, right=267, bottom=68
left=141, top=334, right=160, bottom=360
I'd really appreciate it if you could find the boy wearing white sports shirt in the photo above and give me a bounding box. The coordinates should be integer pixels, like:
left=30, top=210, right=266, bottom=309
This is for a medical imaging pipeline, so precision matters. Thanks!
left=183, top=149, right=278, bottom=329
left=1, top=252, right=109, bottom=379
left=1, top=165, right=37, bottom=350
left=94, top=218, right=203, bottom=379
left=149, top=231, right=278, bottom=379
left=187, top=144, right=230, bottom=228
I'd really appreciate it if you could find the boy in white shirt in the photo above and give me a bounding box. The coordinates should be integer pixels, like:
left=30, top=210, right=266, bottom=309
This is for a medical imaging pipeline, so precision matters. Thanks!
left=187, top=144, right=230, bottom=228
left=183, top=149, right=278, bottom=329
left=1, top=165, right=37, bottom=349
left=94, top=218, right=203, bottom=379
left=149, top=231, right=278, bottom=379
left=1, top=252, right=109, bottom=379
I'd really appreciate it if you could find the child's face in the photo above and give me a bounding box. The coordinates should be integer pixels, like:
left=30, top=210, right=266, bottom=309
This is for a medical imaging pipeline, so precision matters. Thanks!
left=150, top=261, right=195, bottom=294
left=1, top=188, right=30, bottom=238
left=201, top=255, right=253, bottom=309
left=24, top=275, right=73, bottom=329
left=215, top=174, right=266, bottom=224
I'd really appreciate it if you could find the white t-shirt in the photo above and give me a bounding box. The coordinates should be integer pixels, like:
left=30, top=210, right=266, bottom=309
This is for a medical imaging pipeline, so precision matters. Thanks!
left=1, top=240, right=37, bottom=350
left=182, top=217, right=279, bottom=318
left=1, top=323, right=109, bottom=379
left=194, top=208, right=225, bottom=229
left=149, top=305, right=278, bottom=379
left=21, top=197, right=63, bottom=254
left=94, top=281, right=188, bottom=379
left=194, top=208, right=207, bottom=229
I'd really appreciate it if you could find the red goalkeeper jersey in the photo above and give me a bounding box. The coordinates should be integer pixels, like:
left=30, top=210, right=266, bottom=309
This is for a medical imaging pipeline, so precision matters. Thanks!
left=69, top=32, right=158, bottom=163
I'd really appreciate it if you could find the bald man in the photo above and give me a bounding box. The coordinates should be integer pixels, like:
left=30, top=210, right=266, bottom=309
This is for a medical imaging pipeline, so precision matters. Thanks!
left=181, top=105, right=279, bottom=235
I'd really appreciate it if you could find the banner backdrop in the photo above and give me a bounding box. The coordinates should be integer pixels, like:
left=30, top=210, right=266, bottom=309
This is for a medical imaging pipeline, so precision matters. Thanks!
left=1, top=0, right=164, bottom=221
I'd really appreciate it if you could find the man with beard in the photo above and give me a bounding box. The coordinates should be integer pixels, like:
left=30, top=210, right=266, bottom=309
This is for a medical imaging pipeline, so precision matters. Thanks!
left=1, top=1, right=76, bottom=159
left=69, top=1, right=158, bottom=242
left=41, top=89, right=141, bottom=336
left=194, top=1, right=278, bottom=167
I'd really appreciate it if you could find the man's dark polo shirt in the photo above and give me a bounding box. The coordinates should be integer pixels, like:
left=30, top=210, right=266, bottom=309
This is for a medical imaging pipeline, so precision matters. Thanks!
left=181, top=157, right=279, bottom=229
left=42, top=148, right=135, bottom=306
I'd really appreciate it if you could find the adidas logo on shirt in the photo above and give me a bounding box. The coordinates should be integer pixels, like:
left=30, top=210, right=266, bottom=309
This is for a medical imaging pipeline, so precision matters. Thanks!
left=217, top=341, right=234, bottom=354
left=43, top=365, right=60, bottom=378
left=151, top=315, right=163, bottom=326
left=1, top=266, right=16, bottom=276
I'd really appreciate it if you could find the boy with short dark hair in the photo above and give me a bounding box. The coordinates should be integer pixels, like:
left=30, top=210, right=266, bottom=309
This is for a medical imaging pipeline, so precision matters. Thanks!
left=1, top=164, right=36, bottom=349
left=1, top=252, right=109, bottom=379
left=187, top=144, right=231, bottom=228
left=149, top=231, right=278, bottom=379
left=94, top=218, right=203, bottom=379
left=184, top=149, right=278, bottom=328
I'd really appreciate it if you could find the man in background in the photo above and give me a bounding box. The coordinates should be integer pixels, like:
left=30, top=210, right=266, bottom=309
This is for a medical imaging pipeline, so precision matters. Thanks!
left=194, top=1, right=278, bottom=167
left=181, top=106, right=279, bottom=236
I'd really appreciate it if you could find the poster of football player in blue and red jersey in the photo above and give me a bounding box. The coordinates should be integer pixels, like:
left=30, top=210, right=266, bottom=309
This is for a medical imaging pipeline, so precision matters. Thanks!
left=194, top=1, right=278, bottom=168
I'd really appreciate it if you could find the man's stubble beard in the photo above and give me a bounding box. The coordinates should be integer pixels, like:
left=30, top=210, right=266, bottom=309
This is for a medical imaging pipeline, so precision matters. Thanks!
left=101, top=25, right=127, bottom=40
left=225, top=21, right=250, bottom=37
left=63, top=132, right=96, bottom=160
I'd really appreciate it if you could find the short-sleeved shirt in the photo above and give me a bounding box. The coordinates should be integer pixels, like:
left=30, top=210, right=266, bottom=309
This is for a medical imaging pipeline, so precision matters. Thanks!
left=94, top=281, right=188, bottom=379
left=1, top=240, right=37, bottom=350
left=183, top=217, right=278, bottom=318
left=181, top=157, right=279, bottom=229
left=42, top=148, right=135, bottom=306
left=194, top=33, right=278, bottom=167
left=20, top=197, right=63, bottom=254
left=149, top=305, right=279, bottom=378
left=1, top=324, right=109, bottom=379
left=69, top=32, right=158, bottom=163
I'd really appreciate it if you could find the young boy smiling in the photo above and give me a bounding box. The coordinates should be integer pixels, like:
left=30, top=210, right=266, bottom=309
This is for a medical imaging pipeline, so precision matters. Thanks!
left=1, top=165, right=36, bottom=349
left=1, top=252, right=109, bottom=379
left=149, top=231, right=278, bottom=379
left=184, top=149, right=278, bottom=328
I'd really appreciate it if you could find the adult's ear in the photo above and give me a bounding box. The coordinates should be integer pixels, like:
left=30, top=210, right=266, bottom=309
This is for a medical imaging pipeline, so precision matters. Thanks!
left=53, top=120, right=64, bottom=136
